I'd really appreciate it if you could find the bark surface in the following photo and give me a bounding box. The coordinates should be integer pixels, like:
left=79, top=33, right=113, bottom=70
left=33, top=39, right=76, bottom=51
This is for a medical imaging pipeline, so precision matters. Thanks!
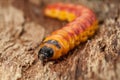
left=0, top=0, right=120, bottom=80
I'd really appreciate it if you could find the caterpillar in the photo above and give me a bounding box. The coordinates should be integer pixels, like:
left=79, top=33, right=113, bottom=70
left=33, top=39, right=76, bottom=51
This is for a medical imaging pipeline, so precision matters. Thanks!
left=38, top=3, right=98, bottom=61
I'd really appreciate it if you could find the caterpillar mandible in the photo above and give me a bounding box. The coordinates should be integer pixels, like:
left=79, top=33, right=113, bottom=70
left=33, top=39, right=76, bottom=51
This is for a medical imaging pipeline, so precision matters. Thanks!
left=38, top=3, right=98, bottom=61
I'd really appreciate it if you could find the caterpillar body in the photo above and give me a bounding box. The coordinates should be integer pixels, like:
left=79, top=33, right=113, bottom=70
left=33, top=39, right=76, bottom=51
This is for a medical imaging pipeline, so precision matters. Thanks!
left=38, top=3, right=98, bottom=61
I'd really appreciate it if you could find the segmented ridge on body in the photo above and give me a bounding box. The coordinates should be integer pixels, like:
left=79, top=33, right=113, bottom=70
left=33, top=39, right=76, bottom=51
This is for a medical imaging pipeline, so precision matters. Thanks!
left=38, top=3, right=98, bottom=61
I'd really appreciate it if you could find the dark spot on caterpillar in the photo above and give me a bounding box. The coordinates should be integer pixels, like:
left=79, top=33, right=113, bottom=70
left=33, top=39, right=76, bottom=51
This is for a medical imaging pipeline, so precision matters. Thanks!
left=45, top=40, right=61, bottom=49
left=38, top=46, right=54, bottom=60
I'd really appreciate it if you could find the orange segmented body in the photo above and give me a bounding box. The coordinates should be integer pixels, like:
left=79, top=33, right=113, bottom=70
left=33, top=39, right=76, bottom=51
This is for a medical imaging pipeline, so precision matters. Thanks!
left=38, top=3, right=98, bottom=61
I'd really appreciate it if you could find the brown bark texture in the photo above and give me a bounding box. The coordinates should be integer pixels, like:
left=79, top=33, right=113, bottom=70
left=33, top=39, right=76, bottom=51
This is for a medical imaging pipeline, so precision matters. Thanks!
left=0, top=0, right=120, bottom=80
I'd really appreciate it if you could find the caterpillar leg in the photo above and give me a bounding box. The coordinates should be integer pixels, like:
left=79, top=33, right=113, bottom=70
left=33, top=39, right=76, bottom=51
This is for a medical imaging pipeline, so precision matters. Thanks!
left=87, top=27, right=95, bottom=37
left=80, top=31, right=88, bottom=42
left=87, top=21, right=98, bottom=37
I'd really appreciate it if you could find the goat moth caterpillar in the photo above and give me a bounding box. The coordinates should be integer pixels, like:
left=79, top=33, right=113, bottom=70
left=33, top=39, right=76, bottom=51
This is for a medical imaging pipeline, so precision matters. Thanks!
left=38, top=3, right=98, bottom=61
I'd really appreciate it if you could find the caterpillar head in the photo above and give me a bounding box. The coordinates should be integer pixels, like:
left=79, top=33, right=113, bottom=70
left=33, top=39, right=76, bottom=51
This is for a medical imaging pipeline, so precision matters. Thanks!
left=38, top=46, right=54, bottom=60
left=38, top=40, right=62, bottom=61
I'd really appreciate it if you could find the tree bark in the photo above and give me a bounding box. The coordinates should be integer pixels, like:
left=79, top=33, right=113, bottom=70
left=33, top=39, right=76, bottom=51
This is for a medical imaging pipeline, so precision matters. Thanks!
left=0, top=0, right=120, bottom=80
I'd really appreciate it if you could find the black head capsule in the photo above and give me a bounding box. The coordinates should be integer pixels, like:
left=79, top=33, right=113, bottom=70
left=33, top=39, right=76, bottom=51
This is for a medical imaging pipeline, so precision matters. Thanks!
left=38, top=46, right=54, bottom=61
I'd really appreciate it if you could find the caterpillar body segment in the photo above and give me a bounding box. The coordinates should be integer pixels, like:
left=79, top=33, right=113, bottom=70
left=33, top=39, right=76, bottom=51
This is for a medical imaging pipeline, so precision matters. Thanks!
left=38, top=3, right=98, bottom=61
